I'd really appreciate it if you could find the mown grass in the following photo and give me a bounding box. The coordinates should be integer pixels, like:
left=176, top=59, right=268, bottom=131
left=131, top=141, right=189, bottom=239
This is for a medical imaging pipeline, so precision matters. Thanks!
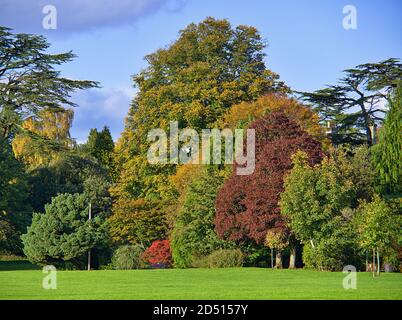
left=0, top=261, right=401, bottom=300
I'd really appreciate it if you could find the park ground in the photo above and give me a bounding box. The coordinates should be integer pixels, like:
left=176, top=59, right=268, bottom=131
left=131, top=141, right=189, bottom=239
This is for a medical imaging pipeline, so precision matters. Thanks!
left=0, top=261, right=401, bottom=300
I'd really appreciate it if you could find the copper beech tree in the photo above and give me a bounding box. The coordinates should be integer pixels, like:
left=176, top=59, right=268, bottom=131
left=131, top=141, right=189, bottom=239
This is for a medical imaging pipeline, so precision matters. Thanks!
left=215, top=112, right=323, bottom=268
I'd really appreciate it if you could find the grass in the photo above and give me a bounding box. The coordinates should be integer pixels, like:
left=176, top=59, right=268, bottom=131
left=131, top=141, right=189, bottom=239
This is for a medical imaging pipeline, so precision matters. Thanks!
left=0, top=261, right=401, bottom=300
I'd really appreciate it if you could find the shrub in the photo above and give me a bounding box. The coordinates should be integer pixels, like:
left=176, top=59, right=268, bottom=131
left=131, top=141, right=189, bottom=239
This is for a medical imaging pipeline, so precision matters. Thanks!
left=21, top=193, right=107, bottom=268
left=206, top=249, right=244, bottom=268
left=112, top=245, right=146, bottom=270
left=142, top=240, right=172, bottom=268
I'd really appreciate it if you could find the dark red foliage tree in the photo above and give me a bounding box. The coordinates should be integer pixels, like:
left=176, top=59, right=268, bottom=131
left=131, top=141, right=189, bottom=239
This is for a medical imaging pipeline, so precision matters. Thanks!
left=142, top=240, right=172, bottom=268
left=215, top=112, right=323, bottom=249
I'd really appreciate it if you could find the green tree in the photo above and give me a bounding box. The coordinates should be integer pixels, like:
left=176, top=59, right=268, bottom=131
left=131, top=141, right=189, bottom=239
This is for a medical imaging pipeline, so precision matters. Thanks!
left=0, top=136, right=31, bottom=253
left=0, top=26, right=98, bottom=139
left=280, top=147, right=375, bottom=270
left=27, top=152, right=111, bottom=213
left=372, top=81, right=402, bottom=196
left=85, top=126, right=115, bottom=173
left=21, top=193, right=107, bottom=268
left=171, top=167, right=230, bottom=268
left=298, top=59, right=402, bottom=145
left=354, top=195, right=401, bottom=276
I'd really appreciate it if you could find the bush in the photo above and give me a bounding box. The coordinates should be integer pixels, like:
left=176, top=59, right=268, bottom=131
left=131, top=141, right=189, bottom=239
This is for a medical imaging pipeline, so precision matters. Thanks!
left=21, top=193, right=107, bottom=268
left=205, top=249, right=244, bottom=268
left=112, top=245, right=146, bottom=270
left=142, top=240, right=172, bottom=268
left=302, top=232, right=362, bottom=271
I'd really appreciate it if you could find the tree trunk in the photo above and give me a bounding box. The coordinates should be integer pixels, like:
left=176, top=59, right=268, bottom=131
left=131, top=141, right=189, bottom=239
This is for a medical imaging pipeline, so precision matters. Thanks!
left=365, top=251, right=368, bottom=272
left=275, top=251, right=283, bottom=269
left=358, top=101, right=373, bottom=146
left=377, top=247, right=380, bottom=277
left=372, top=248, right=375, bottom=278
left=289, top=245, right=296, bottom=269
left=271, top=248, right=274, bottom=269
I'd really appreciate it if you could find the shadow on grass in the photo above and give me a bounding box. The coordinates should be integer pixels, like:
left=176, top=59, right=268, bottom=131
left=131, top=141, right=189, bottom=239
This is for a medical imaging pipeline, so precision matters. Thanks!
left=0, top=260, right=40, bottom=271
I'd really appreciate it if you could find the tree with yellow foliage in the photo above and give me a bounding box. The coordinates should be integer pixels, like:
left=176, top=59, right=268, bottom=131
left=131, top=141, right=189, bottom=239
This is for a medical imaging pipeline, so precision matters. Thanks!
left=12, top=108, right=74, bottom=167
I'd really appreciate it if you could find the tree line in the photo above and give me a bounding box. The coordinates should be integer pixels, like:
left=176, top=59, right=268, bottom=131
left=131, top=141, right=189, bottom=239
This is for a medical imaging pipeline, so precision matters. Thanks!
left=0, top=18, right=401, bottom=273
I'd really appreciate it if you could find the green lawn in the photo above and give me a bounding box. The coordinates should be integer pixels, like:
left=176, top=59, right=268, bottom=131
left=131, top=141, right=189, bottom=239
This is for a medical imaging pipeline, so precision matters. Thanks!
left=0, top=262, right=401, bottom=300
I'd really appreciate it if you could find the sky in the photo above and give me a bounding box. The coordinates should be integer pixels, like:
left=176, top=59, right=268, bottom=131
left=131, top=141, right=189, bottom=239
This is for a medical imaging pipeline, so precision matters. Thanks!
left=1, top=0, right=401, bottom=143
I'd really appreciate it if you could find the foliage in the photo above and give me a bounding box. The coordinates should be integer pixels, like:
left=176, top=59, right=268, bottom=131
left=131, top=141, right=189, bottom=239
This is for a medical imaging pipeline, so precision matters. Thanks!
left=298, top=58, right=402, bottom=145
left=215, top=112, right=323, bottom=245
left=219, top=93, right=329, bottom=148
left=83, top=126, right=115, bottom=176
left=280, top=147, right=376, bottom=270
left=27, top=152, right=111, bottom=213
left=12, top=108, right=75, bottom=167
left=0, top=136, right=31, bottom=253
left=111, top=245, right=146, bottom=270
left=203, top=249, right=244, bottom=268
left=107, top=199, right=168, bottom=247
left=142, top=240, right=172, bottom=268
left=265, top=228, right=288, bottom=250
left=301, top=217, right=362, bottom=271
left=0, top=26, right=98, bottom=139
left=113, top=17, right=288, bottom=203
left=281, top=147, right=375, bottom=243
left=354, top=195, right=401, bottom=256
left=171, top=167, right=231, bottom=268
left=372, top=81, right=402, bottom=195
left=21, top=193, right=107, bottom=268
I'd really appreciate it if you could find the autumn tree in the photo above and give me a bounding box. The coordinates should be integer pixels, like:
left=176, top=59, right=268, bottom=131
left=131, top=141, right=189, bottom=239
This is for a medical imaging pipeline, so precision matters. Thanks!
left=298, top=58, right=402, bottom=145
left=219, top=93, right=329, bottom=148
left=0, top=27, right=98, bottom=140
left=113, top=17, right=288, bottom=204
left=215, top=112, right=323, bottom=267
left=106, top=199, right=168, bottom=247
left=12, top=108, right=75, bottom=167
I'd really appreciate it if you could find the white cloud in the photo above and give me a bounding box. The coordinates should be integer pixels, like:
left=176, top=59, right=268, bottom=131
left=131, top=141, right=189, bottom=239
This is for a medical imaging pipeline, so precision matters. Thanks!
left=69, top=86, right=136, bottom=142
left=0, top=0, right=187, bottom=35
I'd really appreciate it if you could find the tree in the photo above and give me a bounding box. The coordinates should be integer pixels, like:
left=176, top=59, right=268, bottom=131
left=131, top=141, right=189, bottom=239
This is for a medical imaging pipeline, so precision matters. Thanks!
left=113, top=17, right=288, bottom=204
left=0, top=135, right=31, bottom=253
left=0, top=27, right=98, bottom=139
left=265, top=228, right=288, bottom=269
left=12, top=108, right=75, bottom=167
left=372, top=81, right=402, bottom=196
left=84, top=126, right=115, bottom=173
left=171, top=167, right=230, bottom=268
left=219, top=93, right=329, bottom=148
left=354, top=195, right=401, bottom=276
left=21, top=193, right=107, bottom=268
left=27, top=152, right=111, bottom=213
left=106, top=199, right=168, bottom=247
left=298, top=59, right=402, bottom=145
left=280, top=147, right=376, bottom=270
left=142, top=240, right=172, bottom=268
left=215, top=112, right=323, bottom=267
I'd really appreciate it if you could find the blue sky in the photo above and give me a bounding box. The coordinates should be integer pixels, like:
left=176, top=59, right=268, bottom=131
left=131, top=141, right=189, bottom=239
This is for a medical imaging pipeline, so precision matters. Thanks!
left=1, top=0, right=401, bottom=142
